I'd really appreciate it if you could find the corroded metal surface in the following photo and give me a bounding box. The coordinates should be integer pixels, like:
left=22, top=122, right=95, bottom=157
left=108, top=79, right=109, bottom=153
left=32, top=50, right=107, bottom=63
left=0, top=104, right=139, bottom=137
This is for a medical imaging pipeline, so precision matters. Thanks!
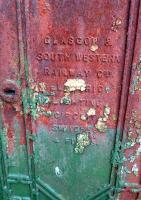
left=0, top=0, right=141, bottom=200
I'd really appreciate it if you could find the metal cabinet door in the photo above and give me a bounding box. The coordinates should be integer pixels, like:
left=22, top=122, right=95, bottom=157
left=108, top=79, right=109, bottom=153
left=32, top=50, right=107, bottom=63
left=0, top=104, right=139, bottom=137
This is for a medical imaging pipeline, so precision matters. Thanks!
left=117, top=1, right=141, bottom=200
left=0, top=0, right=32, bottom=200
left=0, top=0, right=140, bottom=200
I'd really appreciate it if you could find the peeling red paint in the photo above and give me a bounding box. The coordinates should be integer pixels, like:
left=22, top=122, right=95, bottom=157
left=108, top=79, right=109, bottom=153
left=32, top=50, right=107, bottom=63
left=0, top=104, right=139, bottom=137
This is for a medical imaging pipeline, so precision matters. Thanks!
left=0, top=0, right=141, bottom=199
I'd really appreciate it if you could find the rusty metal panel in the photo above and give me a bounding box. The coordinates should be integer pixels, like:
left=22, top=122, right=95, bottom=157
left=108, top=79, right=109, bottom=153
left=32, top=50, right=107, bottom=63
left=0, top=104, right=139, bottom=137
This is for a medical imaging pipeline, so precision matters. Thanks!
left=117, top=2, right=141, bottom=200
left=0, top=0, right=141, bottom=200
left=0, top=0, right=31, bottom=199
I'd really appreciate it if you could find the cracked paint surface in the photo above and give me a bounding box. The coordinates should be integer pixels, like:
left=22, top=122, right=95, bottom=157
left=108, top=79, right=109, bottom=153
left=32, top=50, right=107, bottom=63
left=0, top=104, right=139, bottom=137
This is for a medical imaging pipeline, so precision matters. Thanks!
left=74, top=132, right=90, bottom=154
left=0, top=0, right=138, bottom=199
left=64, top=79, right=86, bottom=92
left=29, top=81, right=54, bottom=119
left=95, top=105, right=111, bottom=133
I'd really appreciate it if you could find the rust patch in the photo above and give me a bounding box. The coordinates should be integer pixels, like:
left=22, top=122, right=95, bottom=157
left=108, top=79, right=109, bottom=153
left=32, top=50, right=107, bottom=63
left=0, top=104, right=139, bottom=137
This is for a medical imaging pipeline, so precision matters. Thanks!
left=74, top=132, right=90, bottom=154
left=111, top=17, right=122, bottom=32
left=95, top=105, right=111, bottom=133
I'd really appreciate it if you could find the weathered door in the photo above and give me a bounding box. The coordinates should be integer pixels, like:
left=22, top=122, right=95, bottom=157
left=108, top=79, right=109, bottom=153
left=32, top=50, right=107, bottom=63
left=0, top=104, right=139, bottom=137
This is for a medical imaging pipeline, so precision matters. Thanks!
left=0, top=0, right=141, bottom=200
